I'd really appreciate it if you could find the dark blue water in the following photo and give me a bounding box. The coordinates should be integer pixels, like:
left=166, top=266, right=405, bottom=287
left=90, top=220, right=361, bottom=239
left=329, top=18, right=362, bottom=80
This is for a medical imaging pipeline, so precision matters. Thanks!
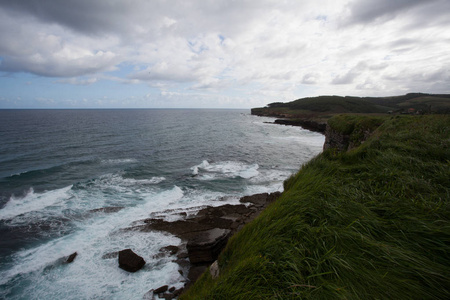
left=0, top=109, right=324, bottom=299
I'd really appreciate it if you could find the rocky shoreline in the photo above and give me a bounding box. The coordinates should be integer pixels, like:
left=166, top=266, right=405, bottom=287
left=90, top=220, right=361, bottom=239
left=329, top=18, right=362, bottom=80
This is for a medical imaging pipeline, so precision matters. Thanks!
left=129, top=192, right=281, bottom=299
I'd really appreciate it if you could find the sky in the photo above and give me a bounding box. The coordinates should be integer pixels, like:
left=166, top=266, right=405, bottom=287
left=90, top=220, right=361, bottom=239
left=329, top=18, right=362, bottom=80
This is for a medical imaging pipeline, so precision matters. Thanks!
left=0, top=0, right=449, bottom=109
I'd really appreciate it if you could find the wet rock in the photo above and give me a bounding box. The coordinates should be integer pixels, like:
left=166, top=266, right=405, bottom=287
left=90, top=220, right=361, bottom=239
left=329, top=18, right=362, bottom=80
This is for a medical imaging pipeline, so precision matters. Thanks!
left=118, top=249, right=146, bottom=272
left=66, top=252, right=77, bottom=263
left=140, top=219, right=215, bottom=238
left=186, top=228, right=231, bottom=264
left=154, top=285, right=168, bottom=294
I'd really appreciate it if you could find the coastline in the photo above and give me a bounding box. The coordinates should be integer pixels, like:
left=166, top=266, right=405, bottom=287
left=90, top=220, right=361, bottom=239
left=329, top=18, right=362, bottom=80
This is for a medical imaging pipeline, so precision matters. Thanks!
left=250, top=109, right=327, bottom=134
left=140, top=116, right=327, bottom=299
left=135, top=192, right=281, bottom=298
left=181, top=114, right=450, bottom=299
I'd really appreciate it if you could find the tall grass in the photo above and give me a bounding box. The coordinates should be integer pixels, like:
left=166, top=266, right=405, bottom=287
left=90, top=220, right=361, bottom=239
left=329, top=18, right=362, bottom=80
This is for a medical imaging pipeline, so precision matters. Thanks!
left=182, top=115, right=450, bottom=299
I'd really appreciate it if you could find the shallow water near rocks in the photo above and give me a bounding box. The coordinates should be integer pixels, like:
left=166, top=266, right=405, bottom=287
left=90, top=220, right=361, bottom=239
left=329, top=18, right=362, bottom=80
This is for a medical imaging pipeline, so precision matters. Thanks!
left=0, top=109, right=324, bottom=299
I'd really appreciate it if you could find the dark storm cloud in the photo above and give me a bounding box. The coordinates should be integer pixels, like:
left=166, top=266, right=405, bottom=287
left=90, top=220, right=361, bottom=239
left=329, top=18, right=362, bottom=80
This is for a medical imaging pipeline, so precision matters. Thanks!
left=344, top=0, right=448, bottom=25
left=0, top=0, right=128, bottom=35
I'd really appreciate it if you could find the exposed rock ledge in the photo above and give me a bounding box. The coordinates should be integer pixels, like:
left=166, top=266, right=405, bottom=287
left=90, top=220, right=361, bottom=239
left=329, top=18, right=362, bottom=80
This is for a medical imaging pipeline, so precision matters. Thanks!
left=130, top=192, right=281, bottom=291
left=273, top=119, right=326, bottom=133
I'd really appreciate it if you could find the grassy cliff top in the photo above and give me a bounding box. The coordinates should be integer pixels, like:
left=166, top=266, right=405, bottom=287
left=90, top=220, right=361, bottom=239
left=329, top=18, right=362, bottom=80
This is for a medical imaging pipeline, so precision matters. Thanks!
left=182, top=115, right=450, bottom=299
left=251, top=93, right=450, bottom=121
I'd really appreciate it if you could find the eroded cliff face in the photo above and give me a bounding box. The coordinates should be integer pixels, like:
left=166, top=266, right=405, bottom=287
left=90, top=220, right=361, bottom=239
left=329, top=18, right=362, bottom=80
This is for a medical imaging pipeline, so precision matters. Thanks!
left=323, top=116, right=384, bottom=152
left=323, top=125, right=350, bottom=151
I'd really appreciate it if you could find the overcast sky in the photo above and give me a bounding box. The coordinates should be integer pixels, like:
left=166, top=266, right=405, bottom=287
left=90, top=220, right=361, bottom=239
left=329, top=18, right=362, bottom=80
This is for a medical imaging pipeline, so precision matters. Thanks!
left=0, top=0, right=449, bottom=109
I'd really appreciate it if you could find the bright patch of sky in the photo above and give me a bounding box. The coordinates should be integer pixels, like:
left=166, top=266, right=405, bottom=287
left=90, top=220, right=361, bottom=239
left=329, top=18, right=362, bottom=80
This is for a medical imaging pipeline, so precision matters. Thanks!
left=0, top=0, right=449, bottom=108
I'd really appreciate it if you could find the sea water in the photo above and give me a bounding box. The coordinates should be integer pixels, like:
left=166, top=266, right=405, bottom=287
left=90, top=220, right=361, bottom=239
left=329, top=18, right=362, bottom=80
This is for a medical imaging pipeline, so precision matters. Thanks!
left=0, top=109, right=324, bottom=299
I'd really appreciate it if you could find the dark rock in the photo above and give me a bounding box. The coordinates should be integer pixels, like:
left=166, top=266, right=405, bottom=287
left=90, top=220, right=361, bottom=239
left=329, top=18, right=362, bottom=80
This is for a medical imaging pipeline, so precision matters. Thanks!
left=186, top=228, right=231, bottom=264
left=139, top=219, right=215, bottom=238
left=66, top=252, right=77, bottom=263
left=168, top=286, right=175, bottom=292
left=176, top=251, right=188, bottom=259
left=273, top=118, right=326, bottom=133
left=197, top=216, right=233, bottom=229
left=154, top=285, right=169, bottom=294
left=162, top=293, right=174, bottom=300
left=118, top=249, right=146, bottom=272
left=240, top=192, right=280, bottom=207
left=172, top=288, right=184, bottom=297
left=187, top=265, right=208, bottom=283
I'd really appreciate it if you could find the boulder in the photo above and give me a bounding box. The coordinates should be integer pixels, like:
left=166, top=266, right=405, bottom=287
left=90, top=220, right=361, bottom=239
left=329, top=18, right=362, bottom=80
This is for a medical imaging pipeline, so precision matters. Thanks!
left=210, top=260, right=220, bottom=279
left=118, top=249, right=146, bottom=272
left=186, top=228, right=231, bottom=264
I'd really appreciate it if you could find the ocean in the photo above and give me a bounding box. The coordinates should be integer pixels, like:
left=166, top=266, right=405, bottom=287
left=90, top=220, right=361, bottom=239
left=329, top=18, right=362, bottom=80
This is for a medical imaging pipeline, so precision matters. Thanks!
left=0, top=109, right=324, bottom=299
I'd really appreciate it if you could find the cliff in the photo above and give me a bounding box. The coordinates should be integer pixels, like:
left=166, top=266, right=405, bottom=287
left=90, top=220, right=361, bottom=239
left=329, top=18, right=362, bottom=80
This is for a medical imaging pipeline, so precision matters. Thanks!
left=182, top=115, right=450, bottom=299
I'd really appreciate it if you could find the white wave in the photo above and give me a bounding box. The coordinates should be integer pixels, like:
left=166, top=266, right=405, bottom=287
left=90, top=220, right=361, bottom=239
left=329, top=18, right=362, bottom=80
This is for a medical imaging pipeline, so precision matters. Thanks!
left=101, top=158, right=138, bottom=164
left=0, top=185, right=190, bottom=298
left=0, top=186, right=73, bottom=221
left=85, top=173, right=165, bottom=190
left=190, top=160, right=209, bottom=175
left=191, top=160, right=260, bottom=180
left=274, top=134, right=325, bottom=148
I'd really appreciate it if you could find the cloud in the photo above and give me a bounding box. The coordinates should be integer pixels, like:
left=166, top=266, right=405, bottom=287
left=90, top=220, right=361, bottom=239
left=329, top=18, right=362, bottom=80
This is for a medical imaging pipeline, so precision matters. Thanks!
left=0, top=0, right=449, bottom=108
left=56, top=77, right=98, bottom=85
left=302, top=73, right=320, bottom=84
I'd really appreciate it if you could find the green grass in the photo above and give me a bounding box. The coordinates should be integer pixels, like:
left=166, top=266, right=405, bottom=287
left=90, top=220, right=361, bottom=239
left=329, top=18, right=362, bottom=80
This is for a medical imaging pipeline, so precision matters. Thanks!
left=181, top=115, right=450, bottom=299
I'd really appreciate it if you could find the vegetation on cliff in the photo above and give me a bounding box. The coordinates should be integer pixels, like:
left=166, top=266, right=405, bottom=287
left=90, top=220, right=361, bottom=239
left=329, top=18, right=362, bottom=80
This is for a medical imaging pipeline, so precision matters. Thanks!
left=251, top=93, right=450, bottom=121
left=182, top=115, right=450, bottom=299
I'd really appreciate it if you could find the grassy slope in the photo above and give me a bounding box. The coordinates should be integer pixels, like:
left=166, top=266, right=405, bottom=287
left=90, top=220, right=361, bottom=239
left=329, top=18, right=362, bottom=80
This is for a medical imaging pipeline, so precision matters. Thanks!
left=251, top=93, right=450, bottom=119
left=182, top=115, right=450, bottom=299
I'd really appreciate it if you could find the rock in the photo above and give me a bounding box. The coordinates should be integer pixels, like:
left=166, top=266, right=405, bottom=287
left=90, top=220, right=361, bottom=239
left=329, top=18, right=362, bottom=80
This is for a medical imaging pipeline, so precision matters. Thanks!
left=187, top=265, right=208, bottom=283
left=118, top=249, right=146, bottom=272
left=240, top=192, right=280, bottom=207
left=139, top=219, right=215, bottom=238
left=153, top=285, right=168, bottom=294
left=66, top=252, right=77, bottom=263
left=162, top=293, right=174, bottom=300
left=186, top=228, right=231, bottom=264
left=176, top=251, right=188, bottom=259
left=210, top=260, right=219, bottom=279
left=274, top=119, right=326, bottom=133
left=172, top=288, right=184, bottom=297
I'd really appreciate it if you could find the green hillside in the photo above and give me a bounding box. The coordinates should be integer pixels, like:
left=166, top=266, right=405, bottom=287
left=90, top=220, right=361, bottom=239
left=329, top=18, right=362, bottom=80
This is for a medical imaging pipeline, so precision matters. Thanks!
left=251, top=93, right=450, bottom=119
left=182, top=115, right=450, bottom=299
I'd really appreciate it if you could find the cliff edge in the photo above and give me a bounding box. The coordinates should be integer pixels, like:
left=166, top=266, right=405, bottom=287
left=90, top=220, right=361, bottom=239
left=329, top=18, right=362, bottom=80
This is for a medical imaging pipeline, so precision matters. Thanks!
left=182, top=115, right=450, bottom=299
